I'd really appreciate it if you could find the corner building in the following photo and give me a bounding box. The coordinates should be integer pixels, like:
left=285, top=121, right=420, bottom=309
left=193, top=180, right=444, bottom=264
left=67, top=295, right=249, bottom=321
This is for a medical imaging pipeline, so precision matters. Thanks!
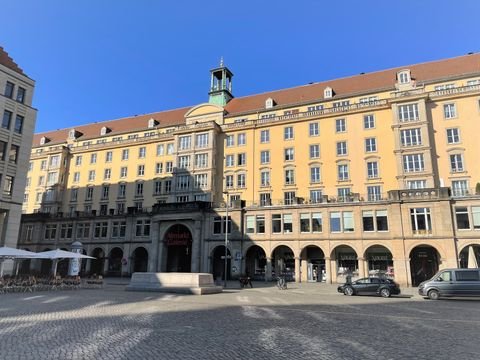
left=0, top=47, right=37, bottom=256
left=19, top=54, right=480, bottom=286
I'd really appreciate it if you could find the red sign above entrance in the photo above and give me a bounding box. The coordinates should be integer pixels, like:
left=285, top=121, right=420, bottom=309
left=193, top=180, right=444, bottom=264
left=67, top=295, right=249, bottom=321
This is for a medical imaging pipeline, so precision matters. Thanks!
left=164, top=232, right=192, bottom=246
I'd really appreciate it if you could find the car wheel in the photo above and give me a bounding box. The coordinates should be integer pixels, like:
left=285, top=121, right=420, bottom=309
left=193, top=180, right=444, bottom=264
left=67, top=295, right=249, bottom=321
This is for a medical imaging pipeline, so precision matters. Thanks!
left=428, top=289, right=439, bottom=300
left=344, top=286, right=354, bottom=296
left=380, top=288, right=391, bottom=298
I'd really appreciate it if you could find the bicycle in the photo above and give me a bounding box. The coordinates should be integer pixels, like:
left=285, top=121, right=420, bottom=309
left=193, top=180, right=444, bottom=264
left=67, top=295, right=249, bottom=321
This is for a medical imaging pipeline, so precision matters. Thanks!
left=276, top=276, right=287, bottom=290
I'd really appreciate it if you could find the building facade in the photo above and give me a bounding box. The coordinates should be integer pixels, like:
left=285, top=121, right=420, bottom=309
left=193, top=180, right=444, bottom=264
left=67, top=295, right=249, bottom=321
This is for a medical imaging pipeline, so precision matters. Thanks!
left=0, top=47, right=37, bottom=260
left=19, top=54, right=480, bottom=286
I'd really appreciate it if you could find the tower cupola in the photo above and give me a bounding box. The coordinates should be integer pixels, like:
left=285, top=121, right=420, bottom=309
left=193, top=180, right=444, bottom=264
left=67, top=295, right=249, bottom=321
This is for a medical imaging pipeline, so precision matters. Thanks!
left=208, top=57, right=234, bottom=106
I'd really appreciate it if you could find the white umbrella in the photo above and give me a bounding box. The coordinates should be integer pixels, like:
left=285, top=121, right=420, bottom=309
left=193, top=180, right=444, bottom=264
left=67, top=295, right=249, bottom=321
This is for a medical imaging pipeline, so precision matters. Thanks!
left=0, top=247, right=45, bottom=277
left=36, top=249, right=95, bottom=277
left=467, top=246, right=478, bottom=269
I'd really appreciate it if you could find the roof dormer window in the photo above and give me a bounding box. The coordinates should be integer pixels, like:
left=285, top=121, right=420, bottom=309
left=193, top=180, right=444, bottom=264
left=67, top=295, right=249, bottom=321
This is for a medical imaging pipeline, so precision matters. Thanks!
left=40, top=136, right=49, bottom=145
left=100, top=126, right=110, bottom=136
left=398, top=69, right=411, bottom=84
left=148, top=118, right=158, bottom=128
left=68, top=129, right=76, bottom=140
left=324, top=87, right=333, bottom=99
left=265, top=97, right=275, bottom=109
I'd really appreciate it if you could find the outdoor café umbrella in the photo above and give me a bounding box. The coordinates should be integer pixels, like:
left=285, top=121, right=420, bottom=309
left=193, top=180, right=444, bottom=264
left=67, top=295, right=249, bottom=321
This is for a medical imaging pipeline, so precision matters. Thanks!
left=0, top=246, right=45, bottom=277
left=36, top=249, right=95, bottom=277
left=467, top=246, right=479, bottom=269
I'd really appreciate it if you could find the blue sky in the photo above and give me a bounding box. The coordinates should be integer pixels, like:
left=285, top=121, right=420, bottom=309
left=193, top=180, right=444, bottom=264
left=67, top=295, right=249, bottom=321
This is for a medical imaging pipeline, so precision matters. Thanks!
left=2, top=0, right=479, bottom=133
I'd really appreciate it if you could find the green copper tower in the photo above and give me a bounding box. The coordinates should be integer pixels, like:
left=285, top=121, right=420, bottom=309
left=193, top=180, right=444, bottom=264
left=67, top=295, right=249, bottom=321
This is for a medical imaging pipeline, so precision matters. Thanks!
left=208, top=57, right=234, bottom=106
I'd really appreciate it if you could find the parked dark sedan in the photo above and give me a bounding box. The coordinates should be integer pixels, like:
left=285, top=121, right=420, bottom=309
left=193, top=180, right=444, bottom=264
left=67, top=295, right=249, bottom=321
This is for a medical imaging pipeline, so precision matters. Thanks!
left=337, top=277, right=400, bottom=297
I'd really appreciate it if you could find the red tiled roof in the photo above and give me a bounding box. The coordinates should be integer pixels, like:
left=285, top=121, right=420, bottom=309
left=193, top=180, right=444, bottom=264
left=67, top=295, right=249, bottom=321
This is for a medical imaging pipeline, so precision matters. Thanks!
left=0, top=47, right=25, bottom=76
left=32, top=107, right=190, bottom=146
left=224, top=53, right=480, bottom=115
left=33, top=53, right=480, bottom=146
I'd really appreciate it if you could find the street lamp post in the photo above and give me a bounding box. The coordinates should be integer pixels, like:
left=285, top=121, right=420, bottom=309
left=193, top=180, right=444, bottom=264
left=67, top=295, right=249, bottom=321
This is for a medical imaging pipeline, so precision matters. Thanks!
left=223, top=192, right=229, bottom=288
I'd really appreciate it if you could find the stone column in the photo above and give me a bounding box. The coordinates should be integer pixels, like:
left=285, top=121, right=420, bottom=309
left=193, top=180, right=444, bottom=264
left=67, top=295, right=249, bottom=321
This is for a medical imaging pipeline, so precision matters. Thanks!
left=325, top=257, right=332, bottom=284
left=191, top=220, right=202, bottom=273
left=358, top=257, right=366, bottom=278
left=265, top=257, right=272, bottom=281
left=148, top=221, right=160, bottom=272
left=294, top=257, right=301, bottom=283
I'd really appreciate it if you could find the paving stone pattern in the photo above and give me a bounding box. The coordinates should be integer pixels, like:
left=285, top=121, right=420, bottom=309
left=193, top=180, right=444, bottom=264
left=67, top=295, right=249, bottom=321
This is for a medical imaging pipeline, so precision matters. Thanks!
left=0, top=281, right=479, bottom=359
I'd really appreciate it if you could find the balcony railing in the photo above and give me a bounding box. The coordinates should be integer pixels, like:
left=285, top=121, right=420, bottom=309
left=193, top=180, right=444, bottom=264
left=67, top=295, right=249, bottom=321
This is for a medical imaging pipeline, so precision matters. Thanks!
left=430, top=84, right=480, bottom=98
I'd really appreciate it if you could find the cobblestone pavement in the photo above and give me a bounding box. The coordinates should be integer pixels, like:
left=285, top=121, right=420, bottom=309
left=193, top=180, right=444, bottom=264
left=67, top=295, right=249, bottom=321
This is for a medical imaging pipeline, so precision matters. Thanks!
left=0, top=280, right=479, bottom=359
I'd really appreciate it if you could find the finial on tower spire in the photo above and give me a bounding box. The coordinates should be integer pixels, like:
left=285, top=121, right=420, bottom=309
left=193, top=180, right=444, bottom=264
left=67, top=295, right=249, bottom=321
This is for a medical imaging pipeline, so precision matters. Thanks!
left=220, top=56, right=224, bottom=67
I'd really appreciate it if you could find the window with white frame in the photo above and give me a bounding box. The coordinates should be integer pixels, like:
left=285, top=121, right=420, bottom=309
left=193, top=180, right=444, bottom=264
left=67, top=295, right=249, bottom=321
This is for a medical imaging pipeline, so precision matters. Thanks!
left=443, top=103, right=457, bottom=119
left=333, top=100, right=350, bottom=108
left=337, top=141, right=347, bottom=156
left=256, top=215, right=265, bottom=233
left=284, top=191, right=296, bottom=205
left=85, top=187, right=94, bottom=200
left=310, top=166, right=321, bottom=183
left=105, top=151, right=113, bottom=162
left=260, top=193, right=271, bottom=206
left=194, top=174, right=208, bottom=189
left=365, top=138, right=377, bottom=152
left=337, top=187, right=351, bottom=202
left=94, top=222, right=109, bottom=238
left=154, top=180, right=162, bottom=194
left=398, top=103, right=419, bottom=122
left=237, top=133, right=246, bottom=146
left=49, top=155, right=60, bottom=167
left=118, top=184, right=126, bottom=198
left=362, top=210, right=388, bottom=231
left=364, top=114, right=375, bottom=129
left=310, top=190, right=322, bottom=204
left=452, top=180, right=468, bottom=196
left=472, top=206, right=480, bottom=229
left=138, top=147, right=146, bottom=158
left=196, top=133, right=209, bottom=148
left=410, top=208, right=432, bottom=234
left=167, top=143, right=174, bottom=154
left=156, top=144, right=164, bottom=156
left=260, top=130, right=270, bottom=143
left=407, top=180, right=426, bottom=189
left=398, top=70, right=410, bottom=84
left=136, top=182, right=144, bottom=196
left=309, top=122, right=319, bottom=136
left=446, top=128, right=460, bottom=144
left=284, top=126, right=294, bottom=140
left=284, top=148, right=294, bottom=161
left=401, top=128, right=422, bottom=146
left=47, top=172, right=58, bottom=185
left=104, top=168, right=111, bottom=180
left=122, top=149, right=129, bottom=160
left=166, top=161, right=173, bottom=173
left=225, top=135, right=234, bottom=147
left=137, top=165, right=145, bottom=176
left=195, top=153, right=208, bottom=168
left=90, top=153, right=97, bottom=164
left=88, top=170, right=96, bottom=182
left=336, top=118, right=346, bottom=132
left=155, top=162, right=163, bottom=174
left=455, top=207, right=470, bottom=230
left=102, top=185, right=110, bottom=199
left=237, top=153, right=246, bottom=166
left=338, top=164, right=349, bottom=181
left=260, top=171, right=270, bottom=187
left=450, top=154, right=464, bottom=172
left=283, top=214, right=293, bottom=233
left=178, top=155, right=191, bottom=169
left=367, top=161, right=378, bottom=178
left=176, top=175, right=190, bottom=190
left=330, top=211, right=354, bottom=232
left=70, top=188, right=78, bottom=202
left=164, top=180, right=172, bottom=193
left=260, top=150, right=270, bottom=164
left=179, top=136, right=191, bottom=150
left=112, top=221, right=126, bottom=238
left=225, top=154, right=234, bottom=167
left=237, top=173, right=246, bottom=188
left=120, top=167, right=127, bottom=178
left=225, top=175, right=233, bottom=189
left=367, top=185, right=382, bottom=201
left=44, top=224, right=57, bottom=240
left=285, top=169, right=295, bottom=185
left=403, top=154, right=424, bottom=172
left=75, top=156, right=82, bottom=166
left=310, top=144, right=320, bottom=159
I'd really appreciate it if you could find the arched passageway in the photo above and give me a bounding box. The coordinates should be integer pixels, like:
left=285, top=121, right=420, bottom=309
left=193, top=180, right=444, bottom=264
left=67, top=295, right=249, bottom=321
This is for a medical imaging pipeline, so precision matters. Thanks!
left=364, top=245, right=394, bottom=279
left=132, top=247, right=149, bottom=273
left=332, top=245, right=358, bottom=283
left=165, top=224, right=192, bottom=272
left=459, top=244, right=480, bottom=268
left=108, top=247, right=123, bottom=276
left=410, top=245, right=440, bottom=286
left=272, top=245, right=295, bottom=281
left=300, top=246, right=325, bottom=282
left=245, top=245, right=267, bottom=280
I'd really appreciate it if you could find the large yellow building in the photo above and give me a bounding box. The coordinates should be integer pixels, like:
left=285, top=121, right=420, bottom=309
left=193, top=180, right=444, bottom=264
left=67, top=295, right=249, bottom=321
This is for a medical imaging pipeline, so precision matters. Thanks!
left=19, top=54, right=480, bottom=286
